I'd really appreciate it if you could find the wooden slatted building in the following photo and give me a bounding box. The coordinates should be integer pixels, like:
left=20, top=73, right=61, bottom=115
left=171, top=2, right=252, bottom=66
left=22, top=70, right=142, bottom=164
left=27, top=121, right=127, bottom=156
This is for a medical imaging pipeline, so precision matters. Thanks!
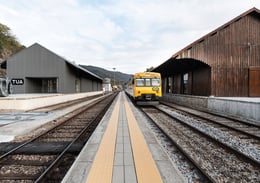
left=153, top=7, right=260, bottom=97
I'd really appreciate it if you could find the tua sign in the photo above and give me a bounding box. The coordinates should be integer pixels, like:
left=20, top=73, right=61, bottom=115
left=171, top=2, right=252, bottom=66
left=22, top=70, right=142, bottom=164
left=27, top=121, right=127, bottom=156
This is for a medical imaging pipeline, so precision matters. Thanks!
left=11, top=78, right=24, bottom=85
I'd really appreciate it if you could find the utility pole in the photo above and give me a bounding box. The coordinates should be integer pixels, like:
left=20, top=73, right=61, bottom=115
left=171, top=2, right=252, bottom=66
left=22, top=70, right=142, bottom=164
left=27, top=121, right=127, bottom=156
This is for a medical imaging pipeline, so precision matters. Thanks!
left=113, top=67, right=116, bottom=86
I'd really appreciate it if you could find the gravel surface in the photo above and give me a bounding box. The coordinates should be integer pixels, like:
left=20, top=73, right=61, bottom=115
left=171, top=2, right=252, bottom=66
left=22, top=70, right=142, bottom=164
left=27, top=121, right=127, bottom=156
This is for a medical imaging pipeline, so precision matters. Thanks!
left=143, top=107, right=260, bottom=182
left=158, top=105, right=260, bottom=163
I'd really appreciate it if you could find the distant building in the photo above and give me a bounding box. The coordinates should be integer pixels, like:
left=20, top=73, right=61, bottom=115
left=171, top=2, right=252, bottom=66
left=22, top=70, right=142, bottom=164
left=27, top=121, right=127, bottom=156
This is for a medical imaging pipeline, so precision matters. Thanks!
left=103, top=78, right=112, bottom=92
left=1, top=43, right=102, bottom=94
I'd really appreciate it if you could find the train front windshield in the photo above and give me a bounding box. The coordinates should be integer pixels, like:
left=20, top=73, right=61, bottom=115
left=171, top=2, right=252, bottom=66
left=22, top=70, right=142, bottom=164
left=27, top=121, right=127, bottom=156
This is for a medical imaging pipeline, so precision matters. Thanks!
left=135, top=78, right=160, bottom=87
left=151, top=78, right=160, bottom=86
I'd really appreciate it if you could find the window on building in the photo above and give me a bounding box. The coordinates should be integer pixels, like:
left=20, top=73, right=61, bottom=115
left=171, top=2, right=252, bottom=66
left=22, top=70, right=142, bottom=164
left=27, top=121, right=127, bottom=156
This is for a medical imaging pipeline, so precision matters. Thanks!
left=168, top=77, right=172, bottom=93
left=171, top=76, right=175, bottom=94
left=42, top=78, right=58, bottom=93
left=182, top=73, right=189, bottom=94
left=75, top=79, right=81, bottom=93
left=187, top=48, right=191, bottom=57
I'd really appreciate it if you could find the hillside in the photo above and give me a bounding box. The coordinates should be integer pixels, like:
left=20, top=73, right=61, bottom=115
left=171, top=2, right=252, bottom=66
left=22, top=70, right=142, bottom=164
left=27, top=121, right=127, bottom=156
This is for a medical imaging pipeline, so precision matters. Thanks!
left=0, top=22, right=132, bottom=83
left=0, top=23, right=25, bottom=76
left=80, top=65, right=133, bottom=85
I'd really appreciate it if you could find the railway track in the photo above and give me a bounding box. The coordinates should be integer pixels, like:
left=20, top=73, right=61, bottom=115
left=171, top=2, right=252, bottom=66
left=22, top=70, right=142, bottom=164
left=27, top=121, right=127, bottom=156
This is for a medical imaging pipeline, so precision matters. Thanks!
left=0, top=92, right=118, bottom=183
left=31, top=93, right=104, bottom=112
left=160, top=101, right=260, bottom=138
left=141, top=105, right=260, bottom=183
left=158, top=103, right=260, bottom=163
left=0, top=93, right=104, bottom=129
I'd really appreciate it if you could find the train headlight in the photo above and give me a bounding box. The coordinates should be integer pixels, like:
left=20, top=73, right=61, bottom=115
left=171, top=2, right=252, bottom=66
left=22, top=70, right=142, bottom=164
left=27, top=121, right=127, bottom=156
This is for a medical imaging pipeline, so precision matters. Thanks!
left=152, top=87, right=159, bottom=91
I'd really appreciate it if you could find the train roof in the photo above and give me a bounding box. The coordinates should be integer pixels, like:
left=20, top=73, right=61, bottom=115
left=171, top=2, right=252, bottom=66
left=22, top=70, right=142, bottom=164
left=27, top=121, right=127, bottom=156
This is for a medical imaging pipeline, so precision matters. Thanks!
left=133, top=72, right=161, bottom=78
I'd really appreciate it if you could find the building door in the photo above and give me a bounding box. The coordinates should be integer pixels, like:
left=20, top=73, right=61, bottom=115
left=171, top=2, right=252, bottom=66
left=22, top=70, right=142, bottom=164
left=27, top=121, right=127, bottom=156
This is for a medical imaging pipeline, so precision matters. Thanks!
left=42, top=78, right=58, bottom=93
left=75, top=79, right=81, bottom=93
left=249, top=67, right=260, bottom=97
left=26, top=77, right=58, bottom=93
left=181, top=73, right=189, bottom=94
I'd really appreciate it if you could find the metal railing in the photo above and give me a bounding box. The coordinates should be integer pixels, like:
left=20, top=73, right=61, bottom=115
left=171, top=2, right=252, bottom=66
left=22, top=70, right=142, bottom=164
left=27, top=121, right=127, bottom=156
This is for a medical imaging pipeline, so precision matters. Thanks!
left=0, top=77, right=12, bottom=97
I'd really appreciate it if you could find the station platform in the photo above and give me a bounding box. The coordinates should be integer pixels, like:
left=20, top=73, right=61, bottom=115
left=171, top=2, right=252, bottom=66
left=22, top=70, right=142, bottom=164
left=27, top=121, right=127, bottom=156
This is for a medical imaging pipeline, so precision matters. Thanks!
left=162, top=94, right=260, bottom=125
left=0, top=91, right=103, bottom=111
left=62, top=92, right=186, bottom=183
left=0, top=91, right=104, bottom=142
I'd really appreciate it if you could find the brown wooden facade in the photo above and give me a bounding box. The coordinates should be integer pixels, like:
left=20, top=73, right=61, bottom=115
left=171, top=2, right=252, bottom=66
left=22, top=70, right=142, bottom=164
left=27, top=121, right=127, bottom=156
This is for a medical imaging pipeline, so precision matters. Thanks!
left=154, top=8, right=260, bottom=97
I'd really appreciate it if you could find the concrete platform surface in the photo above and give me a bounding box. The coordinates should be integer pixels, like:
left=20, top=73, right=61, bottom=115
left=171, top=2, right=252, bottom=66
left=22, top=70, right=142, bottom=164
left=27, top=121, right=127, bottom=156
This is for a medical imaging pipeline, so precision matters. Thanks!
left=0, top=92, right=105, bottom=142
left=0, top=91, right=103, bottom=111
left=62, top=92, right=186, bottom=183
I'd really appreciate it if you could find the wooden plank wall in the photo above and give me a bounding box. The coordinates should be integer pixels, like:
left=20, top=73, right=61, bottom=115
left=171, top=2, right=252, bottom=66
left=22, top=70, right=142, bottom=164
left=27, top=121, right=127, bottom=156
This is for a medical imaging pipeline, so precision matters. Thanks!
left=173, top=14, right=260, bottom=97
left=249, top=67, right=260, bottom=96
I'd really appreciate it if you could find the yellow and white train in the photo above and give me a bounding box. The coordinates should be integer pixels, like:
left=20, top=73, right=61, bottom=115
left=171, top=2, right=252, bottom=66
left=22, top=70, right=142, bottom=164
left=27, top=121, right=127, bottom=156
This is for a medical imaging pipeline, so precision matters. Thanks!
left=127, top=72, right=162, bottom=105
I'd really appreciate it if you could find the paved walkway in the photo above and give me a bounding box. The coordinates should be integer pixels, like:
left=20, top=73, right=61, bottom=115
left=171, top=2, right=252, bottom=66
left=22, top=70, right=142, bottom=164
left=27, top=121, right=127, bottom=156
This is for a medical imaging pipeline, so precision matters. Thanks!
left=62, top=92, right=186, bottom=183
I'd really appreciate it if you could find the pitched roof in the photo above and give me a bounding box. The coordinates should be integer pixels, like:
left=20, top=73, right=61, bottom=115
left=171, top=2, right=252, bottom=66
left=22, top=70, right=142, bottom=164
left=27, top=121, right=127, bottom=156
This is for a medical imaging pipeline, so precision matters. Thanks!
left=153, top=7, right=260, bottom=72
left=172, top=7, right=260, bottom=58
left=1, top=43, right=103, bottom=81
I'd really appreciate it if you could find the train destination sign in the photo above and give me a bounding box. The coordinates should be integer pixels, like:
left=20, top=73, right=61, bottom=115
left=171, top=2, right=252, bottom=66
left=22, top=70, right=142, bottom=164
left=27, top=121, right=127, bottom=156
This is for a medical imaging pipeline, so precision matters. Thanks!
left=11, top=78, right=24, bottom=85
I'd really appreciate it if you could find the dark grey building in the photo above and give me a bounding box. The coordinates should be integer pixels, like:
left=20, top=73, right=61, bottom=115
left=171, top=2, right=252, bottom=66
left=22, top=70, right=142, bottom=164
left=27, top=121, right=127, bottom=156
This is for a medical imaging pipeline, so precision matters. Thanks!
left=3, top=43, right=102, bottom=94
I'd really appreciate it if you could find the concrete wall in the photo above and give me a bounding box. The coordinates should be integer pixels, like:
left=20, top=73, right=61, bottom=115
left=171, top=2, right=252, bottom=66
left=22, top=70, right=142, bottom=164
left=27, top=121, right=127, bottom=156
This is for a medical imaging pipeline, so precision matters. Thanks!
left=162, top=94, right=208, bottom=110
left=0, top=91, right=103, bottom=111
left=63, top=65, right=77, bottom=93
left=81, top=78, right=93, bottom=92
left=161, top=94, right=260, bottom=124
left=208, top=97, right=260, bottom=123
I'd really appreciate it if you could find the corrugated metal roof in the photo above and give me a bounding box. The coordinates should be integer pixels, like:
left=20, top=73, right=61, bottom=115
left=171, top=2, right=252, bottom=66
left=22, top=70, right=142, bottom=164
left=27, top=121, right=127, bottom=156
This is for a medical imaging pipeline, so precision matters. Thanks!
left=2, top=43, right=103, bottom=81
left=65, top=61, right=103, bottom=81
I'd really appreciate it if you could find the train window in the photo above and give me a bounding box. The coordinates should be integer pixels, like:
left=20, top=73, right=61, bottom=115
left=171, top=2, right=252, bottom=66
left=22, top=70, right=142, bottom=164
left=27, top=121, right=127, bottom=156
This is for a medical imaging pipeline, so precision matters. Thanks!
left=136, top=79, right=145, bottom=86
left=145, top=79, right=151, bottom=86
left=152, top=78, right=160, bottom=86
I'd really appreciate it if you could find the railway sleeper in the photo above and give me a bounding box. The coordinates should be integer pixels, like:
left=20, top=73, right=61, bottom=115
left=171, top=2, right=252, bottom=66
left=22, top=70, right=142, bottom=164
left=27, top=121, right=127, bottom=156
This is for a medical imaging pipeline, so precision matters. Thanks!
left=0, top=142, right=83, bottom=155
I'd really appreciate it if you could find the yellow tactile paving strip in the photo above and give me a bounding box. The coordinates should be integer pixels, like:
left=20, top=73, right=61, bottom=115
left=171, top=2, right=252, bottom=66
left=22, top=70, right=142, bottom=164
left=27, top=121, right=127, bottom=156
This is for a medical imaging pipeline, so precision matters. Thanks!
left=85, top=94, right=120, bottom=183
left=85, top=93, right=163, bottom=183
left=124, top=95, right=164, bottom=183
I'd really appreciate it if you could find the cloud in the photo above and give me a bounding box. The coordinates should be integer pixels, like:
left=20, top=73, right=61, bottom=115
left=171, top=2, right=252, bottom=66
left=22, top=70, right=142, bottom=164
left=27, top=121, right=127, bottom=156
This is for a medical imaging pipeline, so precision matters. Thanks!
left=0, top=0, right=260, bottom=74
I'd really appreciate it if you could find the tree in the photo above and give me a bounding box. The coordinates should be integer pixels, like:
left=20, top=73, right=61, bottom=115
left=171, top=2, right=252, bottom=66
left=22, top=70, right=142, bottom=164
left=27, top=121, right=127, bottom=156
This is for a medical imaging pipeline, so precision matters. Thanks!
left=0, top=23, right=24, bottom=76
left=146, top=66, right=154, bottom=72
left=0, top=23, right=24, bottom=59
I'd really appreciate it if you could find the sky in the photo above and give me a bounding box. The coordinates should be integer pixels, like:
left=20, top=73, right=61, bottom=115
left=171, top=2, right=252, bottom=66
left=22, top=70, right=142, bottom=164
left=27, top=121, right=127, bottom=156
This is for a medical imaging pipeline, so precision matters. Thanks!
left=0, top=0, right=260, bottom=74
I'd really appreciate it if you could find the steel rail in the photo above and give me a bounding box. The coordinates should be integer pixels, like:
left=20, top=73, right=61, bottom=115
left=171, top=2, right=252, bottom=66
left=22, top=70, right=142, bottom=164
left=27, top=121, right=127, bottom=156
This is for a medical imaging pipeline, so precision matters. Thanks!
left=0, top=93, right=118, bottom=182
left=160, top=101, right=260, bottom=140
left=0, top=94, right=110, bottom=160
left=154, top=106, right=260, bottom=166
left=139, top=107, right=214, bottom=183
left=30, top=93, right=104, bottom=112
left=141, top=106, right=260, bottom=183
left=160, top=101, right=260, bottom=127
left=34, top=94, right=115, bottom=182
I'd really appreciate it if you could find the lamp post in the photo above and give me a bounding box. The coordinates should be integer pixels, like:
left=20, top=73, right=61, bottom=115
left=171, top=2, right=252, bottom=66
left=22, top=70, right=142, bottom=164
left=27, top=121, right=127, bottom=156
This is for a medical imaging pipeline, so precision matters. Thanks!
left=113, top=67, right=116, bottom=87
